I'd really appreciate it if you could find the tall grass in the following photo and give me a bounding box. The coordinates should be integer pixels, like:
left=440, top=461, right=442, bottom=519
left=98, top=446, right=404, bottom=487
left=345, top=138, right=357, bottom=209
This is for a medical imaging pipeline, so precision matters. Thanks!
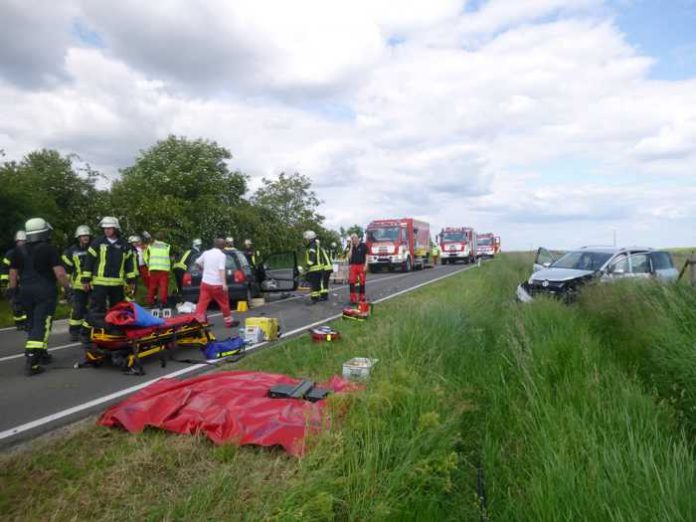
left=2, top=256, right=696, bottom=520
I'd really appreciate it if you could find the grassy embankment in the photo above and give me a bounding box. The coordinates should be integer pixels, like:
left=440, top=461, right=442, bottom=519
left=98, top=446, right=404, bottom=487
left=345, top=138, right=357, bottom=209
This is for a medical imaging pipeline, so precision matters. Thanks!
left=2, top=255, right=696, bottom=520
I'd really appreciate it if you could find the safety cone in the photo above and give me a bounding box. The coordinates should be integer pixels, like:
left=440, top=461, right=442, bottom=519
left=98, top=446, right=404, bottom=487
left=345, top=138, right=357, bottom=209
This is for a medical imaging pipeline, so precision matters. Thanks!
left=236, top=300, right=249, bottom=312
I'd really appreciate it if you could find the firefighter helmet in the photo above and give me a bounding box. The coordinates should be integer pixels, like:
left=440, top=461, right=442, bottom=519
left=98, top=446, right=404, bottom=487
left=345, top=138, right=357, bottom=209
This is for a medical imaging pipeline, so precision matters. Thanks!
left=99, top=216, right=120, bottom=229
left=225, top=236, right=234, bottom=244
left=14, top=230, right=27, bottom=242
left=25, top=218, right=53, bottom=242
left=192, top=238, right=202, bottom=248
left=74, top=225, right=92, bottom=238
left=244, top=239, right=252, bottom=247
left=303, top=230, right=316, bottom=241
left=128, top=235, right=141, bottom=244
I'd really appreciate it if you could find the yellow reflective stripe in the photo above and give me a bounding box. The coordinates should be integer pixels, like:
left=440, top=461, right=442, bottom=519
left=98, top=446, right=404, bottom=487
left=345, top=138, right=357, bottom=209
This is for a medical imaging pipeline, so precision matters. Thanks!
left=119, top=249, right=126, bottom=279
left=69, top=318, right=83, bottom=326
left=72, top=253, right=84, bottom=282
left=92, top=277, right=125, bottom=286
left=3, top=258, right=12, bottom=266
left=43, top=315, right=53, bottom=345
left=25, top=340, right=44, bottom=350
left=98, top=245, right=107, bottom=279
left=62, top=254, right=74, bottom=267
left=88, top=247, right=97, bottom=256
left=13, top=314, right=27, bottom=321
left=0, top=275, right=8, bottom=282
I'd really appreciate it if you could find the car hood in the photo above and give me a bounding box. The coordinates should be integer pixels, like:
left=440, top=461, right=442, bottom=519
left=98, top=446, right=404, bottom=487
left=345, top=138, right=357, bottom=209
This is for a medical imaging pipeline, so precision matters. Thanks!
left=530, top=267, right=595, bottom=282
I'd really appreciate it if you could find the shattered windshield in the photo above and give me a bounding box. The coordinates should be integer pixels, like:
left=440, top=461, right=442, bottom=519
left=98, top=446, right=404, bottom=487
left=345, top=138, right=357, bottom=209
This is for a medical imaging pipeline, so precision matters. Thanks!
left=368, top=227, right=401, bottom=242
left=552, top=251, right=612, bottom=271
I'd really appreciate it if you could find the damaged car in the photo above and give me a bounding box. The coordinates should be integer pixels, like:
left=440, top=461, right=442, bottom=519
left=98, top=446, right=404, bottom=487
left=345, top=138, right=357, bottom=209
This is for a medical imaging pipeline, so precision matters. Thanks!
left=516, top=246, right=678, bottom=303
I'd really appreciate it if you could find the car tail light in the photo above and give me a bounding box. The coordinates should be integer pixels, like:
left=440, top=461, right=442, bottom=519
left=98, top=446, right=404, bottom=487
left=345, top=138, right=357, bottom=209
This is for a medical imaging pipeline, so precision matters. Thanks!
left=233, top=269, right=246, bottom=283
left=183, top=272, right=192, bottom=286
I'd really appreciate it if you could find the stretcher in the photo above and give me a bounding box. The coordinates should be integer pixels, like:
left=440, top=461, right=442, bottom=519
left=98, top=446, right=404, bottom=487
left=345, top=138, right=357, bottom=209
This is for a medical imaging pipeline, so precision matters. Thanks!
left=85, top=314, right=215, bottom=374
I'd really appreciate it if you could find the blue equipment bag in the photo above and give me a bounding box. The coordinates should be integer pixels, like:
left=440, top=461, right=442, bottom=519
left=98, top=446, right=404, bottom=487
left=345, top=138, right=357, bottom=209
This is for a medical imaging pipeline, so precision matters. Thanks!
left=202, top=337, right=247, bottom=360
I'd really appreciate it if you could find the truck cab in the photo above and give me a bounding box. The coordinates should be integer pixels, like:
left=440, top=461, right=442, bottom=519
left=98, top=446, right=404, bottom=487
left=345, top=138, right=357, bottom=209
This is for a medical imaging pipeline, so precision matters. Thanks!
left=476, top=233, right=497, bottom=258
left=439, top=227, right=477, bottom=265
left=366, top=218, right=430, bottom=273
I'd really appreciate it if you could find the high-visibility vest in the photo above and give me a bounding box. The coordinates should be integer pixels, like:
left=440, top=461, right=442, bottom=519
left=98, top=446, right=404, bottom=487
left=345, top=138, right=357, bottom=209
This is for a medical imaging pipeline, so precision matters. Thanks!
left=305, top=241, right=323, bottom=273
left=145, top=241, right=171, bottom=272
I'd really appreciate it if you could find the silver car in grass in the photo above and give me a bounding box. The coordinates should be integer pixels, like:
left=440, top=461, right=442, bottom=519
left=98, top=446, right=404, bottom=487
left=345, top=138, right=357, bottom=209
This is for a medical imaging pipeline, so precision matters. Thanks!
left=516, top=246, right=678, bottom=303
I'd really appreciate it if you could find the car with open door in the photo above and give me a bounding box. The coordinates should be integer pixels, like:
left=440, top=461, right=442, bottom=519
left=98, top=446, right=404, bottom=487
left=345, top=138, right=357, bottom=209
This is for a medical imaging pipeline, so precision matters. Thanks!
left=516, top=246, right=678, bottom=303
left=181, top=249, right=299, bottom=305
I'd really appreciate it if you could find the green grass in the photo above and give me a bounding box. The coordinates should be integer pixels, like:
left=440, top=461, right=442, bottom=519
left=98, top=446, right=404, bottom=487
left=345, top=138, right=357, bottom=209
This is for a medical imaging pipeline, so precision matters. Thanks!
left=2, top=255, right=696, bottom=520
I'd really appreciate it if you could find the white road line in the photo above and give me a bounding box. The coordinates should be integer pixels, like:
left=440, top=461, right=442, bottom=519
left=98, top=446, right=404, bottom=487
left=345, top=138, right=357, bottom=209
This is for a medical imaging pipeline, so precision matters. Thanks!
left=0, top=265, right=472, bottom=442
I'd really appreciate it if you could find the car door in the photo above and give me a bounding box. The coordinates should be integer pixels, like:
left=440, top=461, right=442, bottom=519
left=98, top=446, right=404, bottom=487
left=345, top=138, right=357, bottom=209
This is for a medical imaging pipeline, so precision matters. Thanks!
left=258, top=251, right=299, bottom=292
left=628, top=253, right=652, bottom=279
left=603, top=253, right=629, bottom=281
left=533, top=247, right=557, bottom=272
left=649, top=251, right=678, bottom=282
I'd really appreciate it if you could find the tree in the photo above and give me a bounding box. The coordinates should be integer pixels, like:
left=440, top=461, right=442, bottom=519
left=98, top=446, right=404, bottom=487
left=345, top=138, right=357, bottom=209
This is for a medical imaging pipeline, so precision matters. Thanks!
left=251, top=172, right=326, bottom=251
left=109, top=135, right=247, bottom=250
left=346, top=224, right=365, bottom=239
left=0, top=150, right=100, bottom=251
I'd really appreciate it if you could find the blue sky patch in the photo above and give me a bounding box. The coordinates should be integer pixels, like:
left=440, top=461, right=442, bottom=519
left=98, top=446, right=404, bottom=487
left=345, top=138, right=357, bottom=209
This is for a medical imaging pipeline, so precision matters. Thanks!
left=72, top=19, right=104, bottom=48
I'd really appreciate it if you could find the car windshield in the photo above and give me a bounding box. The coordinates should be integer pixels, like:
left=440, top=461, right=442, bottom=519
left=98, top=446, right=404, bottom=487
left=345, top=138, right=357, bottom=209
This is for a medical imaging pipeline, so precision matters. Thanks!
left=478, top=237, right=492, bottom=246
left=368, top=227, right=401, bottom=242
left=442, top=231, right=467, bottom=241
left=552, top=251, right=612, bottom=271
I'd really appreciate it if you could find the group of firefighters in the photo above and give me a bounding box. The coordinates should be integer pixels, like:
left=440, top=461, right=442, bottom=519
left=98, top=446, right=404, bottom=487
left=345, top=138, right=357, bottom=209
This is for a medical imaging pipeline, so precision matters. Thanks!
left=1, top=216, right=370, bottom=376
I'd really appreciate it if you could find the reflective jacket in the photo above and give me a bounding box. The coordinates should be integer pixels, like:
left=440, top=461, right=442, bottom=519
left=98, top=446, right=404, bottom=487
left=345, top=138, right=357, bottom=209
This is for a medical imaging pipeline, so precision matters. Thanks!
left=320, top=246, right=332, bottom=271
left=173, top=247, right=201, bottom=271
left=144, top=241, right=171, bottom=272
left=243, top=248, right=259, bottom=267
left=305, top=240, right=323, bottom=273
left=62, top=244, right=90, bottom=288
left=0, top=248, right=13, bottom=284
left=82, top=236, right=138, bottom=286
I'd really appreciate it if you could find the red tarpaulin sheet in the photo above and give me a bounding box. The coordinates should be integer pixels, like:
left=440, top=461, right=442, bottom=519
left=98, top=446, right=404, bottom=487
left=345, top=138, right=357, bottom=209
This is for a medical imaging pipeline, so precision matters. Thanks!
left=98, top=371, right=358, bottom=456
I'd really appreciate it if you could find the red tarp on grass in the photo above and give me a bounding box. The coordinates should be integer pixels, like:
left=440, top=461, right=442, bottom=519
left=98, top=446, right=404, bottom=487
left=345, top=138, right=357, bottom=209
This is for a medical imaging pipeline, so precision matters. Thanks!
left=98, top=371, right=357, bottom=456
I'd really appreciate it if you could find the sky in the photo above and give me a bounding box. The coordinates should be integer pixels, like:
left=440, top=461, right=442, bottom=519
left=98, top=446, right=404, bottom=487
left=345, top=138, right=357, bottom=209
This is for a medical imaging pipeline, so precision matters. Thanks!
left=1, top=0, right=695, bottom=251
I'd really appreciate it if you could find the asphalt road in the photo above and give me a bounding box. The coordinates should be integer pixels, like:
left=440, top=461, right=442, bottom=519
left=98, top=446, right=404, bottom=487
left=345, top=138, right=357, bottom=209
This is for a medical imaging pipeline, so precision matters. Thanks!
left=0, top=263, right=476, bottom=448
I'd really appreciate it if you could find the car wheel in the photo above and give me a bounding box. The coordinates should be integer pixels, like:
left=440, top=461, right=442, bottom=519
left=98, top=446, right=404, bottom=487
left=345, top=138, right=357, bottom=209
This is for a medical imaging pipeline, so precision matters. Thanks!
left=403, top=257, right=412, bottom=272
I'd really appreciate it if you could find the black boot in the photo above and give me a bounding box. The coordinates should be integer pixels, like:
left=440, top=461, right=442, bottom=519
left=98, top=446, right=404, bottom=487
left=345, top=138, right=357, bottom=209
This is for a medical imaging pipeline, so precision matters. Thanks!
left=24, top=352, right=44, bottom=376
left=37, top=349, right=53, bottom=364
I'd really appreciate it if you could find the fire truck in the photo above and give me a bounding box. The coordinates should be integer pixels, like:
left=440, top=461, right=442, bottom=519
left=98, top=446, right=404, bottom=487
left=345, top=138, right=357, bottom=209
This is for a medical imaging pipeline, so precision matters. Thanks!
left=366, top=218, right=430, bottom=273
left=476, top=233, right=501, bottom=258
left=438, top=227, right=477, bottom=264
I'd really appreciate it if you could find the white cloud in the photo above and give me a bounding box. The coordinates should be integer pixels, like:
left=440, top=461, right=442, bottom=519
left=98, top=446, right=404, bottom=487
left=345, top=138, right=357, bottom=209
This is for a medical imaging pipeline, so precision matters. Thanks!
left=1, top=0, right=696, bottom=249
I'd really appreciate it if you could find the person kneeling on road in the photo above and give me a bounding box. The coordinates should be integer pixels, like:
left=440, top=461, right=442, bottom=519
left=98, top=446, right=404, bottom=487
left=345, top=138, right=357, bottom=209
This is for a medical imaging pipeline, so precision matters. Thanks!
left=194, top=238, right=239, bottom=328
left=8, top=218, right=71, bottom=376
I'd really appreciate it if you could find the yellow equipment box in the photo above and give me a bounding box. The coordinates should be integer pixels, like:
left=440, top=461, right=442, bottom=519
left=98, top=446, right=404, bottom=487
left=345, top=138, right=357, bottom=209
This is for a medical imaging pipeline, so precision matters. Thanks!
left=244, top=317, right=280, bottom=341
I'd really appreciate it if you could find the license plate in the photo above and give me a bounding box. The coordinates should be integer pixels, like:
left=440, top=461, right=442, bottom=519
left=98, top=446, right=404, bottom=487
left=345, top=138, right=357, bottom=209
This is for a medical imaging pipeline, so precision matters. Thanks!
left=378, top=257, right=389, bottom=262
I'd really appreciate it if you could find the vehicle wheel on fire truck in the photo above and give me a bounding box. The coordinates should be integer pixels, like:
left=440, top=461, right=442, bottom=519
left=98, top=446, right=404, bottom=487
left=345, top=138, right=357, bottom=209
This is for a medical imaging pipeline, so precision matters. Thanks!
left=402, top=256, right=412, bottom=272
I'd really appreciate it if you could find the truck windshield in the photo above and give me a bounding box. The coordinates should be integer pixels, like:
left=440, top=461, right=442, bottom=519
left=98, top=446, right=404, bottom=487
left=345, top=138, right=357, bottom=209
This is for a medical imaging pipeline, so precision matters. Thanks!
left=478, top=237, right=492, bottom=246
left=441, top=231, right=467, bottom=241
left=552, top=251, right=612, bottom=271
left=368, top=227, right=401, bottom=242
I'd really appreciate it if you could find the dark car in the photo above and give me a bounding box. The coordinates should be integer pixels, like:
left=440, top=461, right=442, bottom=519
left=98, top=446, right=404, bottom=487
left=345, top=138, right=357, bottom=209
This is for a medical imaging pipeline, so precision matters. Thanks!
left=181, top=249, right=299, bottom=304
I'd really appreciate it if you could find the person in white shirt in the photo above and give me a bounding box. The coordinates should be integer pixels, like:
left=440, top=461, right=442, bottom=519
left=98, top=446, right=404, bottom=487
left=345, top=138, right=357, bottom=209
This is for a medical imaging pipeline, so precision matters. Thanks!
left=194, top=238, right=238, bottom=327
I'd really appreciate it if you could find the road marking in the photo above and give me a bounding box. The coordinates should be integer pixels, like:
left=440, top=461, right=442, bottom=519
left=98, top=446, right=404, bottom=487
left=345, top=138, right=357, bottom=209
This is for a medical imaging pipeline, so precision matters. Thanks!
left=0, top=265, right=472, bottom=442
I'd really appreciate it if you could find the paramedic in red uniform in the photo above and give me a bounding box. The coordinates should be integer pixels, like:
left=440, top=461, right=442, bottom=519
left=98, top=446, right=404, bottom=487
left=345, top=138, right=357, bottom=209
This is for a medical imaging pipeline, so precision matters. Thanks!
left=194, top=238, right=239, bottom=327
left=347, top=233, right=368, bottom=305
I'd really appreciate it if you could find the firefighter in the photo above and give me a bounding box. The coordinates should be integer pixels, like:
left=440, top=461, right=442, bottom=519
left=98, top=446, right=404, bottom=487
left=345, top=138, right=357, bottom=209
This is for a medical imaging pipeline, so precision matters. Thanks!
left=242, top=239, right=259, bottom=267
left=328, top=241, right=340, bottom=262
left=82, top=217, right=137, bottom=345
left=319, top=240, right=332, bottom=301
left=224, top=236, right=235, bottom=251
left=347, top=233, right=368, bottom=305
left=62, top=225, right=92, bottom=342
left=8, top=218, right=71, bottom=376
left=173, top=238, right=203, bottom=295
left=431, top=242, right=440, bottom=265
left=129, top=235, right=150, bottom=290
left=303, top=230, right=323, bottom=304
left=2, top=230, right=28, bottom=330
left=144, top=232, right=172, bottom=308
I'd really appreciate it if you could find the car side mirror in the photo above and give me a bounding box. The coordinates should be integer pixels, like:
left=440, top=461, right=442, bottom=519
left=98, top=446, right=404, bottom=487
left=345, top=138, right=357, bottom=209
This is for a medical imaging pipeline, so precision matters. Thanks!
left=542, top=261, right=551, bottom=268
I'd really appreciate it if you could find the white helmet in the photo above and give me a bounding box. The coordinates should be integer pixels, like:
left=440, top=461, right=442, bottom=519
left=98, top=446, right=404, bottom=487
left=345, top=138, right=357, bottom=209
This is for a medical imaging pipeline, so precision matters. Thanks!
left=14, top=230, right=27, bottom=242
left=74, top=225, right=92, bottom=238
left=244, top=239, right=252, bottom=246
left=303, top=230, right=316, bottom=241
left=25, top=218, right=53, bottom=242
left=225, top=236, right=234, bottom=244
left=128, top=235, right=141, bottom=244
left=331, top=241, right=337, bottom=248
left=99, top=216, right=120, bottom=229
left=192, top=238, right=202, bottom=248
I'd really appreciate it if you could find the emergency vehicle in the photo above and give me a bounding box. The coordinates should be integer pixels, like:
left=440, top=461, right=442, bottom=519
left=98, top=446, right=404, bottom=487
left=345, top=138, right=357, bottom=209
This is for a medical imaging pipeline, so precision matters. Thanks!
left=476, top=233, right=501, bottom=258
left=438, top=227, right=477, bottom=264
left=366, top=218, right=430, bottom=272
